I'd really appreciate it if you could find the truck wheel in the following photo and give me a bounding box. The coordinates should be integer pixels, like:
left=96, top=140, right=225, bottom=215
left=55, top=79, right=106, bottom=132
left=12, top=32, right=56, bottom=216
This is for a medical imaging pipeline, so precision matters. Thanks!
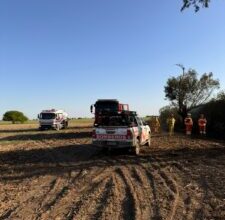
left=55, top=124, right=60, bottom=131
left=135, top=145, right=140, bottom=155
left=132, top=140, right=140, bottom=155
left=62, top=121, right=68, bottom=129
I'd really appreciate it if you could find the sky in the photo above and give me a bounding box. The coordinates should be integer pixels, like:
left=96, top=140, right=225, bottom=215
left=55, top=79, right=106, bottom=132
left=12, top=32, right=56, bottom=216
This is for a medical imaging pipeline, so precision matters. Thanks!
left=0, top=0, right=225, bottom=119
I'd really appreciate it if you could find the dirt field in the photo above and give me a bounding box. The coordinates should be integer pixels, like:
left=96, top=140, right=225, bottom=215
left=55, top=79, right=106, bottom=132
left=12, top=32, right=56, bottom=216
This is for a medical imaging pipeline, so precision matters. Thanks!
left=0, top=123, right=225, bottom=220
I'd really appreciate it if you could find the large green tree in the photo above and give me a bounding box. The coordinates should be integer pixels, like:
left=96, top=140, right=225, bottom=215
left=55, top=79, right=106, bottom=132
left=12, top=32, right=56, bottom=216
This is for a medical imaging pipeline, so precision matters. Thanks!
left=164, top=68, right=219, bottom=119
left=181, top=0, right=210, bottom=12
left=3, top=111, right=28, bottom=124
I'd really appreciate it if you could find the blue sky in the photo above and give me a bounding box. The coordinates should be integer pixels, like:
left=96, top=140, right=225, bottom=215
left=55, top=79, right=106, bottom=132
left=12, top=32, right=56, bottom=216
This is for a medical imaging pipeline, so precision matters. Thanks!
left=1, top=0, right=225, bottom=119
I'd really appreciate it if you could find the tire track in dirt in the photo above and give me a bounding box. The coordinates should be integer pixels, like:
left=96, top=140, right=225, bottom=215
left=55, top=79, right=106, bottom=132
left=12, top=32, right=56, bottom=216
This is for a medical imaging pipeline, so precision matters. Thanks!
left=129, top=165, right=157, bottom=219
left=61, top=156, right=123, bottom=219
left=115, top=167, right=136, bottom=220
left=90, top=177, right=115, bottom=219
left=37, top=150, right=116, bottom=219
left=35, top=176, right=72, bottom=220
left=0, top=206, right=18, bottom=220
left=1, top=140, right=100, bottom=220
left=69, top=177, right=114, bottom=220
left=41, top=166, right=112, bottom=220
left=65, top=175, right=112, bottom=220
left=161, top=171, right=180, bottom=220
left=167, top=161, right=202, bottom=220
left=99, top=174, right=126, bottom=220
left=6, top=175, right=58, bottom=220
left=155, top=152, right=211, bottom=220
left=141, top=155, right=181, bottom=220
left=115, top=164, right=159, bottom=220
left=115, top=154, right=163, bottom=219
left=152, top=154, right=205, bottom=220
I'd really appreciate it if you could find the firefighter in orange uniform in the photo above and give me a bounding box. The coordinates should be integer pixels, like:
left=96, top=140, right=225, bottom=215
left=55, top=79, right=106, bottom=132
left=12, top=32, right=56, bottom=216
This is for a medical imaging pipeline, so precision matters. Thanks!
left=198, top=114, right=207, bottom=135
left=184, top=113, right=193, bottom=135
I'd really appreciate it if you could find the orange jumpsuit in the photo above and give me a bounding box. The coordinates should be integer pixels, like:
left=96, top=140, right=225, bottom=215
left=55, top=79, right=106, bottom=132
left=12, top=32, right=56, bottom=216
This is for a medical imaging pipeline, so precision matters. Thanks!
left=184, top=117, right=193, bottom=135
left=198, top=118, right=207, bottom=134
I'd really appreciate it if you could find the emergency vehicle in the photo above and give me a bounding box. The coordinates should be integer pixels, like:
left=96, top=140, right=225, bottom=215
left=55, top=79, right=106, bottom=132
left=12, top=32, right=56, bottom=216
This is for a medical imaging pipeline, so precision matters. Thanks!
left=90, top=99, right=129, bottom=126
left=38, top=109, right=69, bottom=130
left=92, top=109, right=151, bottom=155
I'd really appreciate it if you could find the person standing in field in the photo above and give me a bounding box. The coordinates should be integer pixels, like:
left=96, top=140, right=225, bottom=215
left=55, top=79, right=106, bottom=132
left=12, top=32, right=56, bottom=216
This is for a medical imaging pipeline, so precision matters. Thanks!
left=184, top=113, right=193, bottom=135
left=155, top=116, right=161, bottom=133
left=198, top=114, right=207, bottom=135
left=167, top=114, right=176, bottom=136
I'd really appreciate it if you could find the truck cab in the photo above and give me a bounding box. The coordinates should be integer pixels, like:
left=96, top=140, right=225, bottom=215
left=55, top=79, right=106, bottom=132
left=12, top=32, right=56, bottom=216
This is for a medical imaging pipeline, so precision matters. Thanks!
left=38, top=109, right=69, bottom=130
left=91, top=99, right=129, bottom=126
left=92, top=111, right=151, bottom=155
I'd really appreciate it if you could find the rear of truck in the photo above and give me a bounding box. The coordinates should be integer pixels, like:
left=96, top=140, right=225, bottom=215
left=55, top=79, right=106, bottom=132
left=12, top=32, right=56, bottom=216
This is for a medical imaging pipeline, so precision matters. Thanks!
left=92, top=113, right=140, bottom=152
left=92, top=126, right=138, bottom=148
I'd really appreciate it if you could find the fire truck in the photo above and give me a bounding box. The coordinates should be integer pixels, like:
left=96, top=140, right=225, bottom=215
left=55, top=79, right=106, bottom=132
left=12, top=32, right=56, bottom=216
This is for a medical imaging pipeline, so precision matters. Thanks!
left=38, top=109, right=69, bottom=130
left=90, top=99, right=129, bottom=126
left=91, top=100, right=151, bottom=155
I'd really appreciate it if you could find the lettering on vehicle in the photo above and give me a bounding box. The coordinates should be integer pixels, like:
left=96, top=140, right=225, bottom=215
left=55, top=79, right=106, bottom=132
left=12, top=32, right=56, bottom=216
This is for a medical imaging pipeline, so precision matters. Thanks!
left=96, top=134, right=127, bottom=140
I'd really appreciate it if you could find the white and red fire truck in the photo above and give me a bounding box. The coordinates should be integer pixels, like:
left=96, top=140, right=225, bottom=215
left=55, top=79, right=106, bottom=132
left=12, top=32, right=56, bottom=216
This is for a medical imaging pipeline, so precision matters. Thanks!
left=92, top=110, right=151, bottom=155
left=38, top=109, right=69, bottom=130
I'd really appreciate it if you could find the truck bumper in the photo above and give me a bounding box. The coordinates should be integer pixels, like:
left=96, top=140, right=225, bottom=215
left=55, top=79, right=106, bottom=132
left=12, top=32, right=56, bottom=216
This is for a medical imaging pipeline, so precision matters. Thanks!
left=92, top=140, right=134, bottom=148
left=39, top=124, right=57, bottom=129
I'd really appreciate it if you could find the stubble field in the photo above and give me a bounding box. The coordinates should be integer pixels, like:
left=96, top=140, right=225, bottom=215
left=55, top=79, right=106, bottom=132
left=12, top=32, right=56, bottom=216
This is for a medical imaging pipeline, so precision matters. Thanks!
left=0, top=121, right=225, bottom=220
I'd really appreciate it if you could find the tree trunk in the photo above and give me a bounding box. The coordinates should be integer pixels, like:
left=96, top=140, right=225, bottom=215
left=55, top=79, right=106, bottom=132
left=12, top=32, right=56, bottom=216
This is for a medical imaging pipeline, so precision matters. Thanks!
left=179, top=105, right=187, bottom=123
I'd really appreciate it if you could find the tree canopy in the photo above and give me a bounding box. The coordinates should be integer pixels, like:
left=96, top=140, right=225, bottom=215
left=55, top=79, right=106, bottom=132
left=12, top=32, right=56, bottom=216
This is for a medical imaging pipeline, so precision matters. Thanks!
left=3, top=111, right=28, bottom=124
left=164, top=69, right=219, bottom=118
left=181, top=0, right=210, bottom=12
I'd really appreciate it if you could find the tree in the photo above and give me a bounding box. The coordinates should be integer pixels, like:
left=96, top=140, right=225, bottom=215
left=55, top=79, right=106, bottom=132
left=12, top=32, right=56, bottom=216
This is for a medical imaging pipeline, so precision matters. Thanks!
left=3, top=111, right=28, bottom=124
left=216, top=90, right=225, bottom=101
left=181, top=0, right=210, bottom=12
left=164, top=68, right=219, bottom=119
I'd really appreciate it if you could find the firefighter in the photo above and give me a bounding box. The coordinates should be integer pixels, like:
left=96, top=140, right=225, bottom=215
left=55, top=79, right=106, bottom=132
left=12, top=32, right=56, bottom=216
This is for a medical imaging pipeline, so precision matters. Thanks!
left=154, top=116, right=161, bottom=133
left=167, top=113, right=176, bottom=136
left=148, top=116, right=160, bottom=133
left=184, top=113, right=193, bottom=135
left=198, top=114, right=207, bottom=135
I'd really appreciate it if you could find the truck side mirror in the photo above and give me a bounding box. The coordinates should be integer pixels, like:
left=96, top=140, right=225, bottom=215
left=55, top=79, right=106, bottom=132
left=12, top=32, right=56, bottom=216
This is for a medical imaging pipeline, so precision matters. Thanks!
left=37, top=114, right=40, bottom=119
left=90, top=105, right=93, bottom=113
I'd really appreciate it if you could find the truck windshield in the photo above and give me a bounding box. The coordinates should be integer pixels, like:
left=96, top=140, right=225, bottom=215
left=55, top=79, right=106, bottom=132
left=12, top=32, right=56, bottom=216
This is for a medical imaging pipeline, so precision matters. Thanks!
left=95, top=114, right=137, bottom=127
left=95, top=102, right=118, bottom=112
left=40, top=113, right=56, bottom=120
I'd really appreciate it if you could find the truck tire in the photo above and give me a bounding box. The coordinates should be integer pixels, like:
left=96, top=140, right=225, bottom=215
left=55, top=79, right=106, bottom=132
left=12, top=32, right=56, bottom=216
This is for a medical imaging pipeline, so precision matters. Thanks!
left=132, top=140, right=140, bottom=155
left=135, top=145, right=140, bottom=155
left=62, top=121, right=68, bottom=129
left=55, top=124, right=60, bottom=131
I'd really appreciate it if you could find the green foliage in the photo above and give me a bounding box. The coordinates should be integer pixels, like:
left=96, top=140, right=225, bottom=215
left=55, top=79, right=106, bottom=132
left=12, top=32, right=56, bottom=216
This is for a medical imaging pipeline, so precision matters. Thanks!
left=181, top=0, right=210, bottom=12
left=3, top=111, right=28, bottom=124
left=164, top=69, right=219, bottom=118
left=215, top=91, right=225, bottom=101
